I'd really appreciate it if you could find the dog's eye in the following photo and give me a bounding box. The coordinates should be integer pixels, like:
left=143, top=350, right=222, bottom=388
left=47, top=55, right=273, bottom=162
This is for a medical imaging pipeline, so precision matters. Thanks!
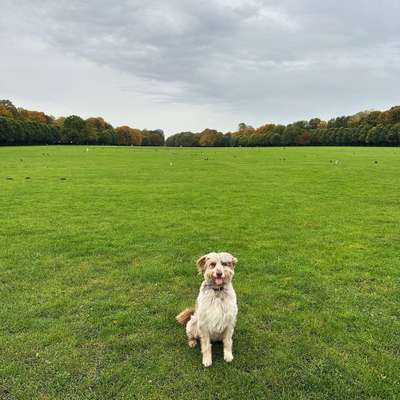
left=221, top=262, right=227, bottom=266
left=210, top=262, right=216, bottom=268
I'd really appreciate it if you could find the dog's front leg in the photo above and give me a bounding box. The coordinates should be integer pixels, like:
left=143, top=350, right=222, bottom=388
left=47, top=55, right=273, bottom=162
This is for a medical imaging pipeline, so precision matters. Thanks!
left=200, top=334, right=212, bottom=367
left=223, top=328, right=234, bottom=363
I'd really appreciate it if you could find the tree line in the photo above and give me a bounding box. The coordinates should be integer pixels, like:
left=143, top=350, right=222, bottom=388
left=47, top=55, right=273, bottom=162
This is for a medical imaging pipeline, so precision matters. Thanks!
left=0, top=100, right=164, bottom=146
left=1, top=99, right=400, bottom=147
left=166, top=108, right=400, bottom=147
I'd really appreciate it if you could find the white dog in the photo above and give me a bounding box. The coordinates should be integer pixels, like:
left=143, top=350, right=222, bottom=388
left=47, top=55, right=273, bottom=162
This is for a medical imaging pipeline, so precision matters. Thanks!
left=176, top=252, right=238, bottom=367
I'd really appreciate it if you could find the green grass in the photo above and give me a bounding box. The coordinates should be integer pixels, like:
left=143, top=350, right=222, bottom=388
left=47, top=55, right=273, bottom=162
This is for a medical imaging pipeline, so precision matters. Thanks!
left=0, top=146, right=399, bottom=400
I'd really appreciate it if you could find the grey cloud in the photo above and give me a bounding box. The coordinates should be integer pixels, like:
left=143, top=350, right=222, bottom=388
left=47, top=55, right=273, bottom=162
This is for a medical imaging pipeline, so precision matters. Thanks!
left=1, top=0, right=400, bottom=131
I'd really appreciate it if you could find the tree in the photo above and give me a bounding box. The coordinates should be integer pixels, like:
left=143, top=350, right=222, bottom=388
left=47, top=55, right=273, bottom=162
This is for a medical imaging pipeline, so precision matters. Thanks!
left=62, top=115, right=87, bottom=144
left=366, top=111, right=381, bottom=126
left=18, top=109, right=53, bottom=124
left=142, top=129, right=164, bottom=146
left=387, top=106, right=400, bottom=124
left=0, top=100, right=18, bottom=119
left=308, top=118, right=323, bottom=129
left=116, top=126, right=144, bottom=146
left=270, top=133, right=281, bottom=146
left=166, top=132, right=199, bottom=146
left=116, top=126, right=132, bottom=145
left=199, top=129, right=220, bottom=146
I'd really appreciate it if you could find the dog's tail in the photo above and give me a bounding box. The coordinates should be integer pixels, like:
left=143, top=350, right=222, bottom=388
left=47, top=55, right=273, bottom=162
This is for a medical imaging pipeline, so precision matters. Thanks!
left=175, top=308, right=195, bottom=325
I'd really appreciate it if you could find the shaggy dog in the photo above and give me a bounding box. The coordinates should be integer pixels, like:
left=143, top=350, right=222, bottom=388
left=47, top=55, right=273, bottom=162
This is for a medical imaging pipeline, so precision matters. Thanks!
left=176, top=252, right=238, bottom=367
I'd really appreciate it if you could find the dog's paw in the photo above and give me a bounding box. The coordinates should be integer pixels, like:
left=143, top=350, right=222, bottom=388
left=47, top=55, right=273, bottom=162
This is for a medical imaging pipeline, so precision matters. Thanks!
left=224, top=352, right=233, bottom=363
left=202, top=357, right=212, bottom=367
left=188, top=339, right=197, bottom=348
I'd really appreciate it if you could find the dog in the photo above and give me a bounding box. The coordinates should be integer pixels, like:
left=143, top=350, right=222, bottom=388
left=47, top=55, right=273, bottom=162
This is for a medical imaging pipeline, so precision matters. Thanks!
left=176, top=252, right=238, bottom=367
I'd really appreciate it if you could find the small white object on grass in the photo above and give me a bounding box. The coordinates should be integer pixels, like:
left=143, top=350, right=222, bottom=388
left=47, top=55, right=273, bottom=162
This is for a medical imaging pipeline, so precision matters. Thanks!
left=86, top=148, right=89, bottom=152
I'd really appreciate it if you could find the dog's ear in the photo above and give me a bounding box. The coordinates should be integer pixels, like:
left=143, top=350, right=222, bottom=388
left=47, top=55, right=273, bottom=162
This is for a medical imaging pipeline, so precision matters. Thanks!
left=196, top=255, right=207, bottom=273
left=232, top=256, right=237, bottom=266
left=231, top=255, right=238, bottom=268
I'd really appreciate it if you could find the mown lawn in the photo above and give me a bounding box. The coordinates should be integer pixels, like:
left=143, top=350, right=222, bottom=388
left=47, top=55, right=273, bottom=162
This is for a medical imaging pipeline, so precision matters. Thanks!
left=0, top=146, right=399, bottom=400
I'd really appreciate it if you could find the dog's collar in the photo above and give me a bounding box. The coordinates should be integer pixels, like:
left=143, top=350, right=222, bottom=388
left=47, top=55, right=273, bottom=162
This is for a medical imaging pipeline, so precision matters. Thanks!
left=204, top=283, right=225, bottom=292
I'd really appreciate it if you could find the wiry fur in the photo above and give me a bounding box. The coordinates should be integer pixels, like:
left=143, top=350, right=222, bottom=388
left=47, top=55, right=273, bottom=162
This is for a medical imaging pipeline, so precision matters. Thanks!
left=176, top=252, right=238, bottom=367
left=175, top=308, right=194, bottom=325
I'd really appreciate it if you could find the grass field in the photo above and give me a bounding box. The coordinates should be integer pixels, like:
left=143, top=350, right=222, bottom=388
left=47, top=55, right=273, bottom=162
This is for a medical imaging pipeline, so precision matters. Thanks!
left=0, top=146, right=399, bottom=400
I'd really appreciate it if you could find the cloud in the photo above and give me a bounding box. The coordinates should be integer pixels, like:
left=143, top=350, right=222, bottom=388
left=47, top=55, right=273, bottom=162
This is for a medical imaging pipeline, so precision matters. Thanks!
left=1, top=0, right=400, bottom=133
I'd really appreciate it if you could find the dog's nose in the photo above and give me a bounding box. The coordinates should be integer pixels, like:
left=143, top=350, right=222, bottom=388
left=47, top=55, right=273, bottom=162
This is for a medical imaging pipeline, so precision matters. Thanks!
left=216, top=271, right=223, bottom=277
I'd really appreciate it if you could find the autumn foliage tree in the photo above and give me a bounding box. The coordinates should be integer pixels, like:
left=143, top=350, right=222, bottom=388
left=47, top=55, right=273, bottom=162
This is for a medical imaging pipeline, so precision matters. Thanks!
left=115, top=126, right=143, bottom=146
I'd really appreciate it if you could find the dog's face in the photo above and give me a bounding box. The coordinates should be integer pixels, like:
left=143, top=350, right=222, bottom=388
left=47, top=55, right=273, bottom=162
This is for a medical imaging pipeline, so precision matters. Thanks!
left=197, top=252, right=237, bottom=286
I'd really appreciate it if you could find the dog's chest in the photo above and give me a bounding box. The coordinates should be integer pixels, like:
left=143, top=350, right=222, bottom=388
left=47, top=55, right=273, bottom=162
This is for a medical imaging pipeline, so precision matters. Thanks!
left=197, top=291, right=237, bottom=335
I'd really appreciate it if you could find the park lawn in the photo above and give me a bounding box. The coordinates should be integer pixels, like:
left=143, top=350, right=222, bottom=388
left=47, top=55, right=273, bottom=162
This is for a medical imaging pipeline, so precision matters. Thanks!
left=0, top=145, right=399, bottom=400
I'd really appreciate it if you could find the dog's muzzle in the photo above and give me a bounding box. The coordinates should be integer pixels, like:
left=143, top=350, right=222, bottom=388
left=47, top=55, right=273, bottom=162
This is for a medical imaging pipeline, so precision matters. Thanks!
left=213, top=272, right=224, bottom=286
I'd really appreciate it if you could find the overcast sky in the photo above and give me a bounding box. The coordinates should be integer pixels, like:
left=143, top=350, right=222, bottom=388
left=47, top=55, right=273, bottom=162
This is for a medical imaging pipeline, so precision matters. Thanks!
left=1, top=0, right=399, bottom=135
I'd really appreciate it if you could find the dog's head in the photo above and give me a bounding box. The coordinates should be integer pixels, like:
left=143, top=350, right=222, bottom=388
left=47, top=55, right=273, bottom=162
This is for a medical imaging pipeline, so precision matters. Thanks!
left=196, top=252, right=237, bottom=286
